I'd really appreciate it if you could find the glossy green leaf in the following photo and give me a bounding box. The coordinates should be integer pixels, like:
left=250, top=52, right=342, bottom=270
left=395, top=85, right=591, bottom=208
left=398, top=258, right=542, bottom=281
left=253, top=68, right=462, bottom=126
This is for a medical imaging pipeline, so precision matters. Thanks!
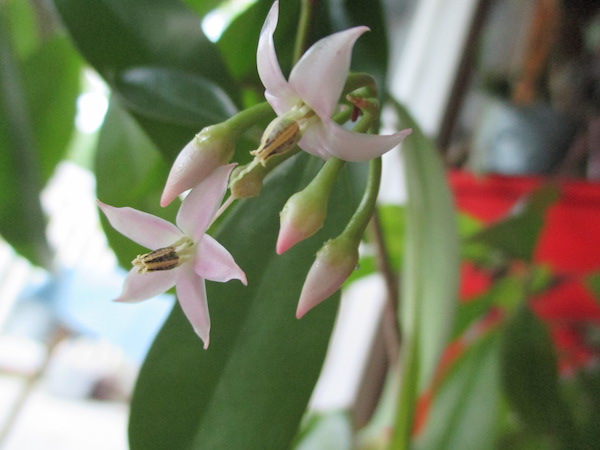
left=129, top=154, right=365, bottom=450
left=182, top=0, right=226, bottom=18
left=95, top=98, right=178, bottom=268
left=0, top=6, right=79, bottom=267
left=500, top=305, right=577, bottom=446
left=115, top=66, right=237, bottom=127
left=391, top=101, right=460, bottom=448
left=469, top=185, right=559, bottom=261
left=415, top=331, right=502, bottom=450
left=53, top=0, right=230, bottom=86
left=53, top=0, right=240, bottom=157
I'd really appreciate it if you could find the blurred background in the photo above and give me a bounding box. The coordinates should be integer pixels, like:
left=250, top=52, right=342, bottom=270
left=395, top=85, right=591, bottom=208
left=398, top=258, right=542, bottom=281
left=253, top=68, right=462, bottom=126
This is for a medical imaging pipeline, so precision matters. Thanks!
left=1, top=0, right=599, bottom=448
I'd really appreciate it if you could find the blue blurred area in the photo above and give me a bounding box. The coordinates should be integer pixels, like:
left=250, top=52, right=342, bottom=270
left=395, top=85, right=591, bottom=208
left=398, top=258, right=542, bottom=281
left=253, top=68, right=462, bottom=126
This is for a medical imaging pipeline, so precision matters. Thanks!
left=6, top=266, right=173, bottom=364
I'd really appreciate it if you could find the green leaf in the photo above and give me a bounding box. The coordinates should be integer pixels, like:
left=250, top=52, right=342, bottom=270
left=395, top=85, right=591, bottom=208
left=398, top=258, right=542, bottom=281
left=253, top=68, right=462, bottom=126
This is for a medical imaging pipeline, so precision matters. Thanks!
left=415, top=331, right=502, bottom=450
left=390, top=101, right=460, bottom=448
left=53, top=0, right=240, bottom=157
left=95, top=98, right=178, bottom=268
left=115, top=66, right=237, bottom=127
left=500, top=305, right=577, bottom=446
left=469, top=185, right=559, bottom=261
left=129, top=155, right=366, bottom=450
left=53, top=0, right=231, bottom=86
left=586, top=272, right=600, bottom=301
left=293, top=411, right=353, bottom=450
left=181, top=0, right=226, bottom=18
left=0, top=6, right=79, bottom=267
left=24, top=35, right=81, bottom=181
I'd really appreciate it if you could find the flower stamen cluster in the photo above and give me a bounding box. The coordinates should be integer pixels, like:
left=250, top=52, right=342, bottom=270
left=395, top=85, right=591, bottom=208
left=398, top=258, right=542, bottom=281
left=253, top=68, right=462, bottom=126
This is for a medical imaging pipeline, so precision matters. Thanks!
left=132, top=237, right=194, bottom=273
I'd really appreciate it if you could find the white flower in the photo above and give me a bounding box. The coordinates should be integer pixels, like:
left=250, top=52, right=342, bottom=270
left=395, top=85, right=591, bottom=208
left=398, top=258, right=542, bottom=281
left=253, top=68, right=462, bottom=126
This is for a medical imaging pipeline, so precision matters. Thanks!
left=98, top=164, right=246, bottom=349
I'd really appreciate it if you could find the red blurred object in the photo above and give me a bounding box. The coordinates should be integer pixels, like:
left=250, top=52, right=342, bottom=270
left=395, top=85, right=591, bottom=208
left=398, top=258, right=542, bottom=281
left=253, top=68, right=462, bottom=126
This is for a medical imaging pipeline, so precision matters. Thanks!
left=450, top=170, right=600, bottom=372
left=449, top=170, right=600, bottom=273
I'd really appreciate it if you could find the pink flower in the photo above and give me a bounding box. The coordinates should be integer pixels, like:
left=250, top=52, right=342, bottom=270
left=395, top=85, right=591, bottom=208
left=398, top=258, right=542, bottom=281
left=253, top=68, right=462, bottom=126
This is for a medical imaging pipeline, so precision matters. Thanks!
left=98, top=164, right=246, bottom=349
left=296, top=236, right=358, bottom=318
left=257, top=1, right=410, bottom=162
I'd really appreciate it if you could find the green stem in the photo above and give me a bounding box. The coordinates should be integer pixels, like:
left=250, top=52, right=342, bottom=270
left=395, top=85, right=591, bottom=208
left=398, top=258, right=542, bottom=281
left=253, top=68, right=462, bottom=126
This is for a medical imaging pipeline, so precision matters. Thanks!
left=293, top=0, right=317, bottom=64
left=341, top=157, right=382, bottom=243
left=225, top=102, right=274, bottom=135
left=304, top=156, right=345, bottom=197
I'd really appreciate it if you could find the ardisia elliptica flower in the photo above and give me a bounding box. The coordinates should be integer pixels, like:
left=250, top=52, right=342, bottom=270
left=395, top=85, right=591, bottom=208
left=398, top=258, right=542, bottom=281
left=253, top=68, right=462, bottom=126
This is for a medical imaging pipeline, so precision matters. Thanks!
left=98, top=164, right=246, bottom=349
left=296, top=236, right=359, bottom=319
left=256, top=1, right=411, bottom=162
left=161, top=123, right=235, bottom=207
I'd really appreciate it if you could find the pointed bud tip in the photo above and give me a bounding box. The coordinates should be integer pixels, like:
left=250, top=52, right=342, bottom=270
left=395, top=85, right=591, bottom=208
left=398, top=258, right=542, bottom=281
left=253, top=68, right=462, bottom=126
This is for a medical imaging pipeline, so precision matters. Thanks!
left=295, top=307, right=307, bottom=319
left=276, top=220, right=317, bottom=254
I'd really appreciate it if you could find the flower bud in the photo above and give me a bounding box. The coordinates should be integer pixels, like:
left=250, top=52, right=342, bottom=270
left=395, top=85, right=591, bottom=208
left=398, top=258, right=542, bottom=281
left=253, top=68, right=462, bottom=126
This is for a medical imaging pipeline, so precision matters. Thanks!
left=229, top=162, right=267, bottom=199
left=161, top=124, right=235, bottom=207
left=296, top=236, right=359, bottom=319
left=277, top=189, right=328, bottom=255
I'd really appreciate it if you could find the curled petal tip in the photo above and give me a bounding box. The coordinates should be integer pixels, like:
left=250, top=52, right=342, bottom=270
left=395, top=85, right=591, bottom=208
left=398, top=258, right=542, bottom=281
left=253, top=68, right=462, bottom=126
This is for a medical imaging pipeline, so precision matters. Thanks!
left=160, top=192, right=175, bottom=208
left=202, top=336, right=210, bottom=350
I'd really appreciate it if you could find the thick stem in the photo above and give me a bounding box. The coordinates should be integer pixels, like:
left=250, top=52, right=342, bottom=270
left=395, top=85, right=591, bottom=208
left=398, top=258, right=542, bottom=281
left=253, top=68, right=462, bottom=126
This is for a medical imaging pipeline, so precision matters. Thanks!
left=341, top=157, right=381, bottom=243
left=225, top=102, right=274, bottom=135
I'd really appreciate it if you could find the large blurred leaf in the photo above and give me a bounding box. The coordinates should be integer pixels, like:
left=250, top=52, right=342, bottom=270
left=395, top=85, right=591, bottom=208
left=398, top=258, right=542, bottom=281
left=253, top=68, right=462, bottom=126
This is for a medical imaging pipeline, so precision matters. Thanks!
left=24, top=36, right=81, bottom=181
left=501, top=305, right=577, bottom=447
left=293, top=411, right=353, bottom=450
left=95, top=98, right=178, bottom=268
left=53, top=0, right=230, bottom=86
left=115, top=66, right=237, bottom=127
left=53, top=0, right=239, bottom=158
left=391, top=101, right=460, bottom=448
left=129, top=155, right=366, bottom=449
left=0, top=5, right=80, bottom=267
left=415, top=331, right=502, bottom=450
left=182, top=0, right=226, bottom=18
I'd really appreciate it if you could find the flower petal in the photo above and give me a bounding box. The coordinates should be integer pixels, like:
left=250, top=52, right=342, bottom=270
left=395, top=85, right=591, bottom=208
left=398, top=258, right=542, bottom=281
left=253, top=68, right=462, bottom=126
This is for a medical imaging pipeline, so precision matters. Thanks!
left=319, top=120, right=412, bottom=162
left=176, top=266, right=211, bottom=349
left=289, top=26, right=369, bottom=119
left=257, top=1, right=298, bottom=114
left=297, top=121, right=331, bottom=159
left=115, top=267, right=177, bottom=303
left=194, top=235, right=247, bottom=285
left=97, top=200, right=183, bottom=249
left=176, top=164, right=235, bottom=240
